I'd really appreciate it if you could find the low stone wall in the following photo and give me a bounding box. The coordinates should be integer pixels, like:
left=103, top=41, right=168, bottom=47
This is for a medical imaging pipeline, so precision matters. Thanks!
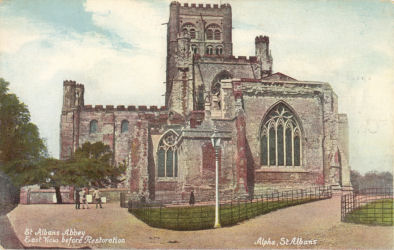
left=20, top=188, right=74, bottom=204
left=98, top=188, right=129, bottom=203
left=19, top=187, right=129, bottom=204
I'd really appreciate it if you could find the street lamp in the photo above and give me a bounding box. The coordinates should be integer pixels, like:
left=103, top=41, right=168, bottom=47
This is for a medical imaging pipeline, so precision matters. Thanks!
left=211, top=128, right=221, bottom=228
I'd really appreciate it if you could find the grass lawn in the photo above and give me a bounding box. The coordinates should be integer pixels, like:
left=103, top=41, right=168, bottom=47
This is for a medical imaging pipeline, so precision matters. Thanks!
left=129, top=196, right=324, bottom=230
left=344, top=199, right=394, bottom=226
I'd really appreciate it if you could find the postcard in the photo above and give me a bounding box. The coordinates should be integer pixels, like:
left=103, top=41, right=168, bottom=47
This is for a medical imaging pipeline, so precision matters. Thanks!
left=0, top=0, right=392, bottom=249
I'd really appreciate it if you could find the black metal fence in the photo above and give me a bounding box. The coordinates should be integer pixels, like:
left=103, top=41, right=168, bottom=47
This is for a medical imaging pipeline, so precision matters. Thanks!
left=341, top=188, right=393, bottom=226
left=126, top=186, right=332, bottom=230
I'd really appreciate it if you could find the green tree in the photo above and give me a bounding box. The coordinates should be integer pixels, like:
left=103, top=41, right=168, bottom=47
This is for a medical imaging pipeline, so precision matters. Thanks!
left=0, top=78, right=47, bottom=187
left=43, top=142, right=126, bottom=203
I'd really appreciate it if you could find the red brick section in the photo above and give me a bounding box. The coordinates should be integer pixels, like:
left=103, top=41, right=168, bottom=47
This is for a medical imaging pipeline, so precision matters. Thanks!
left=130, top=137, right=141, bottom=192
left=235, top=111, right=248, bottom=193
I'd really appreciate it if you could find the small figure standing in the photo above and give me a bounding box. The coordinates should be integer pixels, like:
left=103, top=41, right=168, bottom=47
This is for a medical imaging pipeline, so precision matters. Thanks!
left=93, top=188, right=103, bottom=209
left=75, top=187, right=80, bottom=209
left=81, top=188, right=89, bottom=209
left=189, top=190, right=195, bottom=206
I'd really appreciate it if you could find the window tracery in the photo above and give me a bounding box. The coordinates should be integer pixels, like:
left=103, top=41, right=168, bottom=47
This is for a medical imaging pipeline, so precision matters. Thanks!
left=260, top=103, right=302, bottom=167
left=157, top=130, right=179, bottom=177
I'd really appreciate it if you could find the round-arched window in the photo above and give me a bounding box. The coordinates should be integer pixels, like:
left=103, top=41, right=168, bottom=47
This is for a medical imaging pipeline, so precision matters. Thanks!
left=121, top=120, right=129, bottom=133
left=89, top=120, right=98, bottom=134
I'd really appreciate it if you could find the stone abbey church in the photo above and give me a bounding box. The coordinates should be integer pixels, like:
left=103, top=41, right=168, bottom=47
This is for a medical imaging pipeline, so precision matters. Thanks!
left=60, top=2, right=351, bottom=201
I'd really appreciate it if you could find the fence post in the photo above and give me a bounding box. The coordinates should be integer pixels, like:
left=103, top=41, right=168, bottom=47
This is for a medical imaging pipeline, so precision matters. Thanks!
left=231, top=201, right=233, bottom=225
left=177, top=207, right=179, bottom=229
left=200, top=205, right=202, bottom=229
left=159, top=204, right=162, bottom=227
left=238, top=200, right=240, bottom=221
left=245, top=199, right=248, bottom=219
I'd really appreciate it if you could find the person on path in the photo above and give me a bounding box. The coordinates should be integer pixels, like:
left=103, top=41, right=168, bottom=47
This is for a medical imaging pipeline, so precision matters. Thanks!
left=93, top=188, right=103, bottom=209
left=81, top=188, right=89, bottom=209
left=189, top=190, right=195, bottom=206
left=75, top=188, right=80, bottom=209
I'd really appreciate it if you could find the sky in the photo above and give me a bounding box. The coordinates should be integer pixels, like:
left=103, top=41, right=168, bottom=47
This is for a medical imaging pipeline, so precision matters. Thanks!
left=0, top=0, right=392, bottom=174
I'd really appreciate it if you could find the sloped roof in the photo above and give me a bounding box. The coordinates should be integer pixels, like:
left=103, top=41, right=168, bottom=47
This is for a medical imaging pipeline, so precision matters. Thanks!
left=262, top=72, right=297, bottom=81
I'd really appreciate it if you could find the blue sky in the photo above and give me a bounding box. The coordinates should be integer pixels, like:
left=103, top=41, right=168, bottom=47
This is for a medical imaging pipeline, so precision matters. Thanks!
left=0, top=0, right=392, bottom=174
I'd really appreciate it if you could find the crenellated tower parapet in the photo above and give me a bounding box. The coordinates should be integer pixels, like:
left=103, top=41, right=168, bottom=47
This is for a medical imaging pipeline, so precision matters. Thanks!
left=62, top=80, right=84, bottom=111
left=255, top=35, right=273, bottom=77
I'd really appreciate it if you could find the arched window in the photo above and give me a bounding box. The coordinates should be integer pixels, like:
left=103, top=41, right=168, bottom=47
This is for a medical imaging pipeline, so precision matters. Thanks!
left=157, top=130, right=179, bottom=177
left=182, top=23, right=197, bottom=39
left=211, top=71, right=232, bottom=111
left=216, top=46, right=223, bottom=55
left=206, top=24, right=221, bottom=40
left=206, top=29, right=213, bottom=40
left=206, top=46, right=213, bottom=55
left=190, top=28, right=196, bottom=39
left=214, top=30, right=221, bottom=40
left=89, top=120, right=98, bottom=134
left=260, top=103, right=302, bottom=167
left=121, top=120, right=129, bottom=133
left=191, top=44, right=198, bottom=54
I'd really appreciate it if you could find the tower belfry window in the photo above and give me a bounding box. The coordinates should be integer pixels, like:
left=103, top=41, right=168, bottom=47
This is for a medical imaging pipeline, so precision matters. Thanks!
left=214, top=30, right=221, bottom=40
left=206, top=46, right=213, bottom=55
left=260, top=103, right=302, bottom=167
left=206, top=29, right=213, bottom=40
left=190, top=29, right=196, bottom=39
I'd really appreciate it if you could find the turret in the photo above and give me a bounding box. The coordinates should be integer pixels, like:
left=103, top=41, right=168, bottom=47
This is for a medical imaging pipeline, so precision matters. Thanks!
left=62, top=80, right=84, bottom=111
left=255, top=35, right=273, bottom=77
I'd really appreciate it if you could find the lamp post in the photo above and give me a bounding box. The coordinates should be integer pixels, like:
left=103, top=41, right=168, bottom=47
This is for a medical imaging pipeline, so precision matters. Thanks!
left=211, top=128, right=221, bottom=228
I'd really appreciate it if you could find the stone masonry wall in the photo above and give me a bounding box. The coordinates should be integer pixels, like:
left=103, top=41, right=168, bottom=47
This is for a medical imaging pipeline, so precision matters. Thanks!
left=234, top=80, right=333, bottom=191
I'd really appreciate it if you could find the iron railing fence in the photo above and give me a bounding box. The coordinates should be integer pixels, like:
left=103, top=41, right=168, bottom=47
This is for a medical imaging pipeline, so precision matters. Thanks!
left=127, top=186, right=332, bottom=230
left=120, top=186, right=332, bottom=207
left=341, top=187, right=393, bottom=226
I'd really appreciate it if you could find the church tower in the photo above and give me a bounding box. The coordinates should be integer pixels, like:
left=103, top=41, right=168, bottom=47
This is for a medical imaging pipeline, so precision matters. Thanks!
left=255, top=35, right=273, bottom=77
left=166, top=2, right=233, bottom=113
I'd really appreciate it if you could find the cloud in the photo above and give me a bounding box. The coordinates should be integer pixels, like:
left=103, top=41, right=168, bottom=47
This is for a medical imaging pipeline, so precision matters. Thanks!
left=0, top=16, right=45, bottom=54
left=0, top=1, right=169, bottom=157
left=0, top=0, right=392, bottom=174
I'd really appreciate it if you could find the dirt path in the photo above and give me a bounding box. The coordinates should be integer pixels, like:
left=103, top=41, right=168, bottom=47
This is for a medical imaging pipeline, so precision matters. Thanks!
left=7, top=197, right=394, bottom=249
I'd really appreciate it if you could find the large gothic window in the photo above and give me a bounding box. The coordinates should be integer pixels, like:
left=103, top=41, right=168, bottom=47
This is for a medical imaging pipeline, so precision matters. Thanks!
left=260, top=103, right=302, bottom=167
left=89, top=120, right=98, bottom=134
left=157, top=130, right=179, bottom=177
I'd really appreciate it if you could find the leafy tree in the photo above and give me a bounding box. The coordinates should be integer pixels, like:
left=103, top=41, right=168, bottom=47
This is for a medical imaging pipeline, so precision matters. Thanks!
left=350, top=169, right=393, bottom=192
left=43, top=142, right=126, bottom=203
left=0, top=78, right=47, bottom=187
